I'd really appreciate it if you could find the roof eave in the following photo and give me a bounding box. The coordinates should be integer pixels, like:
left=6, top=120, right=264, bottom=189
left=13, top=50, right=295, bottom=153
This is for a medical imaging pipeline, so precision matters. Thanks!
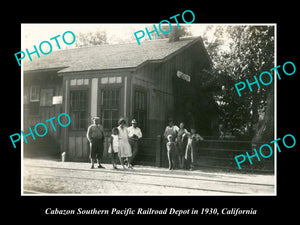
left=24, top=67, right=68, bottom=74
left=57, top=66, right=137, bottom=75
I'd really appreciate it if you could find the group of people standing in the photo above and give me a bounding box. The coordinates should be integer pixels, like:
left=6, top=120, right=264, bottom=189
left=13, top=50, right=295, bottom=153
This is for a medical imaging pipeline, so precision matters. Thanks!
left=86, top=117, right=142, bottom=170
left=86, top=116, right=204, bottom=171
left=164, top=118, right=204, bottom=170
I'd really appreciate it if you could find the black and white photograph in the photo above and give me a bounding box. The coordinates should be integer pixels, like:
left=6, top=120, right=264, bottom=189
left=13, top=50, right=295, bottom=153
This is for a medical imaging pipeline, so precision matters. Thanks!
left=20, top=23, right=276, bottom=195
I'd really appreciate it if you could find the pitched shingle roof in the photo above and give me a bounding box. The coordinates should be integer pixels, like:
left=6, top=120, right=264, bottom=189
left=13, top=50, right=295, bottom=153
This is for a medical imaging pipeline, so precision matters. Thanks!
left=24, top=37, right=202, bottom=73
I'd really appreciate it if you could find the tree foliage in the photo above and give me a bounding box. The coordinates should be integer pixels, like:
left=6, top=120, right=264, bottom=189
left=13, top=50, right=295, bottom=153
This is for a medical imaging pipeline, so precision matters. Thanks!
left=202, top=26, right=275, bottom=139
left=147, top=25, right=192, bottom=41
left=74, top=29, right=107, bottom=48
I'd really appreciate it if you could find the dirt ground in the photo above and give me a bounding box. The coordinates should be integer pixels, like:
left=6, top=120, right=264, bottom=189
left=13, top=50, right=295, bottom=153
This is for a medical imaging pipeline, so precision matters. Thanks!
left=22, top=158, right=275, bottom=195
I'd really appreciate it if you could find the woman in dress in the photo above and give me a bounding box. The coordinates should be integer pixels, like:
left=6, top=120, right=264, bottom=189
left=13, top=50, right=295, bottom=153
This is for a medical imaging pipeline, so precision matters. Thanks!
left=184, top=127, right=204, bottom=170
left=177, top=122, right=188, bottom=169
left=117, top=118, right=133, bottom=169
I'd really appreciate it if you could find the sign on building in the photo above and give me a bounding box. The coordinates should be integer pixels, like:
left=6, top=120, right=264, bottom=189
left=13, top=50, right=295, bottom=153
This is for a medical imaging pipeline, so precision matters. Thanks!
left=52, top=96, right=63, bottom=105
left=177, top=70, right=191, bottom=82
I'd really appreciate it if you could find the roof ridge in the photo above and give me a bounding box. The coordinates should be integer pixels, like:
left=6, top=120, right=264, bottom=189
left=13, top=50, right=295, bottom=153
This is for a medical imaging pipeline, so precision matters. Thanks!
left=24, top=36, right=203, bottom=73
left=60, top=36, right=200, bottom=51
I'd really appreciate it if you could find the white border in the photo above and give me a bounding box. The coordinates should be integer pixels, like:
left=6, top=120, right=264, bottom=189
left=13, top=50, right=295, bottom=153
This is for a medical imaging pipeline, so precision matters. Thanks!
left=21, top=23, right=277, bottom=197
left=274, top=24, right=277, bottom=196
left=21, top=23, right=24, bottom=196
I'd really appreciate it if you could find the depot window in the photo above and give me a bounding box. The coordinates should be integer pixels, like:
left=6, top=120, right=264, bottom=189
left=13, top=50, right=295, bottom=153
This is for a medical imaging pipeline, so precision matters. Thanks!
left=70, top=90, right=88, bottom=130
left=70, top=79, right=89, bottom=86
left=100, top=76, right=122, bottom=84
left=30, top=85, right=40, bottom=102
left=101, top=88, right=120, bottom=129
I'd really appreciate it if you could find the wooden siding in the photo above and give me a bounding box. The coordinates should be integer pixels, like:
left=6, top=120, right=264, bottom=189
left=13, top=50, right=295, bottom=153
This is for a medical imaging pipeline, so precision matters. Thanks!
left=68, top=134, right=89, bottom=161
left=132, top=46, right=207, bottom=138
left=23, top=71, right=63, bottom=141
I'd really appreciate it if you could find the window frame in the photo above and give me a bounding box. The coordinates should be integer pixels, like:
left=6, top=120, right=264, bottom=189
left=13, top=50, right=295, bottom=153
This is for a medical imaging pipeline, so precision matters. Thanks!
left=100, top=87, right=121, bottom=130
left=133, top=87, right=148, bottom=135
left=69, top=89, right=89, bottom=131
left=29, top=85, right=40, bottom=102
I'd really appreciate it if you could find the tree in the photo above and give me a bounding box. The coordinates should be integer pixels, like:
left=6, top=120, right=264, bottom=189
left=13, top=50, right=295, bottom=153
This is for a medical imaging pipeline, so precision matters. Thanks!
left=74, top=29, right=107, bottom=48
left=168, top=26, right=192, bottom=42
left=147, top=25, right=192, bottom=41
left=202, top=25, right=275, bottom=140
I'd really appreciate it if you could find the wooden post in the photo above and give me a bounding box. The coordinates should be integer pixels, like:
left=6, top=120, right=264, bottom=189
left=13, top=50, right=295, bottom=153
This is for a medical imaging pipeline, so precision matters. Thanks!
left=155, top=135, right=162, bottom=167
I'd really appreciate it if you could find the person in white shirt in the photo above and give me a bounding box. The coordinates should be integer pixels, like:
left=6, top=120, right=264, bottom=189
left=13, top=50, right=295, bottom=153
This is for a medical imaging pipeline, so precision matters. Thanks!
left=163, top=118, right=179, bottom=141
left=127, top=119, right=142, bottom=166
left=163, top=118, right=179, bottom=169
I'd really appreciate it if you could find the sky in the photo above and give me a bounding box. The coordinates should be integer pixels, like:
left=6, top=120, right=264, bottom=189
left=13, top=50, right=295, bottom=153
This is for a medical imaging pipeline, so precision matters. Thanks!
left=21, top=23, right=215, bottom=50
left=22, top=24, right=275, bottom=54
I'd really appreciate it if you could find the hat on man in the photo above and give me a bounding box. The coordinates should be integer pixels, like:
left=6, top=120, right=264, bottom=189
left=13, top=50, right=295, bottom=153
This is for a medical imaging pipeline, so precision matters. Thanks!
left=92, top=117, right=100, bottom=121
left=131, top=119, right=137, bottom=124
left=118, top=118, right=126, bottom=125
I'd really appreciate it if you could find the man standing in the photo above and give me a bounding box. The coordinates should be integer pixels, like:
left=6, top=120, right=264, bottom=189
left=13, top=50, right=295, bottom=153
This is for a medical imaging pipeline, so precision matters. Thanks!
left=127, top=119, right=142, bottom=166
left=86, top=117, right=105, bottom=169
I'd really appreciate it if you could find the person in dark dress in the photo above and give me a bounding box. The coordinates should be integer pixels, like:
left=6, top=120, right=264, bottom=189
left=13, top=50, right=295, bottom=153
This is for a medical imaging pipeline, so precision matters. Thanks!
left=177, top=122, right=188, bottom=169
left=184, top=128, right=204, bottom=170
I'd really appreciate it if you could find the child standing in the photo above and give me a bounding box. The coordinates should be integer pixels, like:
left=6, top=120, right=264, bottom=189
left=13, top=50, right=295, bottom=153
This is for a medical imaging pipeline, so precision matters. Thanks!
left=184, top=128, right=204, bottom=170
left=108, top=127, right=119, bottom=169
left=166, top=134, right=178, bottom=170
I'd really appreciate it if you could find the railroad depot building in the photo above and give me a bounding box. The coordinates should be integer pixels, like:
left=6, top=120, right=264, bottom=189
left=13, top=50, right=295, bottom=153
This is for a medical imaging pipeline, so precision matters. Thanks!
left=23, top=36, right=213, bottom=163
